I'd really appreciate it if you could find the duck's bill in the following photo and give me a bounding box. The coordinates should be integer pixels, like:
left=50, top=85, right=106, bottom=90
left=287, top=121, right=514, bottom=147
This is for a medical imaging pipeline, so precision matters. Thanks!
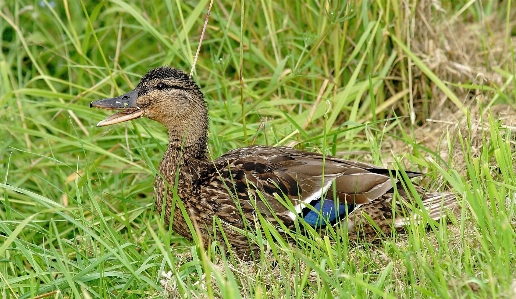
left=90, top=90, right=143, bottom=127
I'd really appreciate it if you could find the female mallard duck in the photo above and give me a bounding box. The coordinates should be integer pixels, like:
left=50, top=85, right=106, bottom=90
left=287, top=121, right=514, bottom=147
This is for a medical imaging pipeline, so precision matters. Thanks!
left=91, top=66, right=456, bottom=258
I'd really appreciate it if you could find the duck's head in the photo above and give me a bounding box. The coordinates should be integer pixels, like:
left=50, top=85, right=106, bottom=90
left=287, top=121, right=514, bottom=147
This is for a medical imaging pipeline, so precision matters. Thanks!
left=91, top=67, right=208, bottom=149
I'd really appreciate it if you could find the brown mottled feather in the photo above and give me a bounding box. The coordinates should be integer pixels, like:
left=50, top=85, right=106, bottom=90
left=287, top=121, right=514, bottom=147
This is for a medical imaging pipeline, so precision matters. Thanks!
left=91, top=67, right=457, bottom=259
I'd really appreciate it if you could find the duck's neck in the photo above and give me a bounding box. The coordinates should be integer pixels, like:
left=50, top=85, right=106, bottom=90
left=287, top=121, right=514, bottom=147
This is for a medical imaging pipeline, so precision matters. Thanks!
left=159, top=126, right=210, bottom=182
left=162, top=107, right=209, bottom=161
left=166, top=133, right=208, bottom=161
left=154, top=108, right=210, bottom=201
left=154, top=136, right=209, bottom=225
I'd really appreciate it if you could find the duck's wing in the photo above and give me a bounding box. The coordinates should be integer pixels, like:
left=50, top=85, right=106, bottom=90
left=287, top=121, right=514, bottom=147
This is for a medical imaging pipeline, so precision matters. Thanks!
left=208, top=146, right=420, bottom=226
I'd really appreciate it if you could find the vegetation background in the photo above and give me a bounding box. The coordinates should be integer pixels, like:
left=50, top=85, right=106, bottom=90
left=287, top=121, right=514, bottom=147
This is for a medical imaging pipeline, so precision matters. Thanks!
left=1, top=0, right=515, bottom=298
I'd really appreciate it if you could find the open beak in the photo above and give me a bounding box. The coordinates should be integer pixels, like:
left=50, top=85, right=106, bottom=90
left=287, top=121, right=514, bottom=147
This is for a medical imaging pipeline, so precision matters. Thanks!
left=90, top=90, right=144, bottom=127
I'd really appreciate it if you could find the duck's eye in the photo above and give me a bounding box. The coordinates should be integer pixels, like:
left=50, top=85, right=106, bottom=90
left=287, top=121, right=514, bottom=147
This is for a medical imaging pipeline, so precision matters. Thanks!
left=156, top=82, right=166, bottom=90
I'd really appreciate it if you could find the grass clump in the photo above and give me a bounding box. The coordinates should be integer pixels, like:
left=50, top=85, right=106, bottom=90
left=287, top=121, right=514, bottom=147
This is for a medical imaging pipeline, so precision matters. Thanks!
left=1, top=0, right=515, bottom=298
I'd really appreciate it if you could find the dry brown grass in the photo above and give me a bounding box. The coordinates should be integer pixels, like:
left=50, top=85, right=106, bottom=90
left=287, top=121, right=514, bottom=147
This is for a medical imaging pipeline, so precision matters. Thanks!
left=387, top=0, right=515, bottom=123
left=384, top=103, right=516, bottom=174
left=380, top=0, right=516, bottom=174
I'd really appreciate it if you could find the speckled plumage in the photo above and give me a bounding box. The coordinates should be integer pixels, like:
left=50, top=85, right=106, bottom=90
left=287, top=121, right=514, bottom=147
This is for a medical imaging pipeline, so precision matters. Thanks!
left=91, top=66, right=456, bottom=259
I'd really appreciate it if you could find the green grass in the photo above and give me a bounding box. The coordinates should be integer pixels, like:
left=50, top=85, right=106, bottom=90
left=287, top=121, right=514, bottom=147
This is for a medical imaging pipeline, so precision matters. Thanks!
left=1, top=0, right=515, bottom=298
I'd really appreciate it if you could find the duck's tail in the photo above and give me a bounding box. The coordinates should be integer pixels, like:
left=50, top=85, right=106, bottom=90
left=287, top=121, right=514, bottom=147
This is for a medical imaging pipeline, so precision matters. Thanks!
left=346, top=189, right=457, bottom=241
left=393, top=191, right=457, bottom=228
left=421, top=192, right=457, bottom=220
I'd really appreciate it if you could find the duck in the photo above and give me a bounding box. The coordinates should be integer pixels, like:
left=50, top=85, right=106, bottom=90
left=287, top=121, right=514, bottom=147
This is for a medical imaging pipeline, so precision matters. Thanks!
left=90, top=66, right=456, bottom=259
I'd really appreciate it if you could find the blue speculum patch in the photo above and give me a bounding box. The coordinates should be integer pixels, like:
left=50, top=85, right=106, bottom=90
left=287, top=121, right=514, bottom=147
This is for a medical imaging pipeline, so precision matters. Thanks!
left=302, top=199, right=355, bottom=227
